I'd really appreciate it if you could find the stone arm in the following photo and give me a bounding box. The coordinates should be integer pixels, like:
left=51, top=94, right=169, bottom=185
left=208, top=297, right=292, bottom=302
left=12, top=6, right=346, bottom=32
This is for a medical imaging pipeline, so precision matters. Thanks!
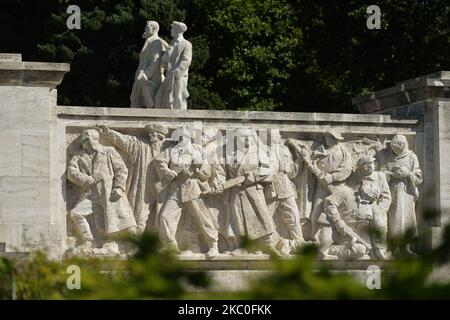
left=143, top=40, right=164, bottom=78
left=211, top=163, right=226, bottom=190
left=323, top=193, right=345, bottom=224
left=246, top=150, right=273, bottom=184
left=284, top=145, right=298, bottom=179
left=374, top=172, right=392, bottom=214
left=410, top=153, right=423, bottom=186
left=109, top=148, right=128, bottom=191
left=160, top=50, right=169, bottom=69
left=175, top=41, right=192, bottom=75
left=203, top=146, right=226, bottom=190
left=101, top=128, right=140, bottom=157
left=67, top=155, right=91, bottom=187
left=245, top=167, right=273, bottom=185
left=153, top=155, right=177, bottom=185
left=137, top=40, right=150, bottom=72
left=288, top=162, right=299, bottom=181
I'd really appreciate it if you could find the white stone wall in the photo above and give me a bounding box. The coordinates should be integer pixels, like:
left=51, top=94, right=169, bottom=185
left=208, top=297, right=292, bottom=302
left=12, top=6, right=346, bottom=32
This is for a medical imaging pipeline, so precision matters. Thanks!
left=0, top=86, right=64, bottom=257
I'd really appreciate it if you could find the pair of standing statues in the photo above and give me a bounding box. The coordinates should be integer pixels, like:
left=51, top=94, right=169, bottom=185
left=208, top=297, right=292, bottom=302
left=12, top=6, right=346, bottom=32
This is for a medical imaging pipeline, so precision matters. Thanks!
left=130, top=21, right=192, bottom=110
left=66, top=125, right=423, bottom=260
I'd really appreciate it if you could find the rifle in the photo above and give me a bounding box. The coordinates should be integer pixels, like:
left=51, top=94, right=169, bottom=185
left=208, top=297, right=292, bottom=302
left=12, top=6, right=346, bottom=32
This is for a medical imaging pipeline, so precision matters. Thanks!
left=339, top=222, right=372, bottom=250
left=223, top=176, right=245, bottom=189
left=286, top=139, right=324, bottom=179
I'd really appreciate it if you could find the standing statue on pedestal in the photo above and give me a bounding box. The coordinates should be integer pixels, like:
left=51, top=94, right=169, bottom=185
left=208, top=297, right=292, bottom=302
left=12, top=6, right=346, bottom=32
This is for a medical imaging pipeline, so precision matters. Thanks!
left=130, top=21, right=169, bottom=108
left=155, top=21, right=192, bottom=110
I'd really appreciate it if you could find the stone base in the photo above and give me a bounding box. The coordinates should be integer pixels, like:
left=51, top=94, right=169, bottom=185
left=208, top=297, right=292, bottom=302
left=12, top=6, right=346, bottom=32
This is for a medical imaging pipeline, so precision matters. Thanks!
left=0, top=252, right=30, bottom=261
left=197, top=269, right=382, bottom=292
left=177, top=255, right=395, bottom=270
left=178, top=256, right=393, bottom=292
left=180, top=257, right=393, bottom=292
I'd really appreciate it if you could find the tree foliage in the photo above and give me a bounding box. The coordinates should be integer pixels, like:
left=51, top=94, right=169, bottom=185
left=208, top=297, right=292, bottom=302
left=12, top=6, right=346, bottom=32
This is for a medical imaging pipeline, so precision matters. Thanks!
left=0, top=0, right=449, bottom=111
left=4, top=224, right=450, bottom=299
left=0, top=233, right=209, bottom=300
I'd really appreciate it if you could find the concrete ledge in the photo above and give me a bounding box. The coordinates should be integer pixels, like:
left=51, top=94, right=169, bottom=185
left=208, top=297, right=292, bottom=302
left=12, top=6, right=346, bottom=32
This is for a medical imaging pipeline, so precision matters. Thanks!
left=176, top=256, right=395, bottom=271
left=57, top=106, right=420, bottom=126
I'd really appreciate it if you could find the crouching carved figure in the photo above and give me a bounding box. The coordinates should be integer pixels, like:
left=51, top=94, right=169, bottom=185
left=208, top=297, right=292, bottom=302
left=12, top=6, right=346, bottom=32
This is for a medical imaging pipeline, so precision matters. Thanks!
left=320, top=156, right=392, bottom=260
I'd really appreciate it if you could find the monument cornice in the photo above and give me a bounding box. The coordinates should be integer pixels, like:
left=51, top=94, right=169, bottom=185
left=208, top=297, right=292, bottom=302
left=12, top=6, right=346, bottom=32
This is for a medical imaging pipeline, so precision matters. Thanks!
left=57, top=105, right=420, bottom=127
left=353, top=71, right=450, bottom=114
left=0, top=53, right=70, bottom=88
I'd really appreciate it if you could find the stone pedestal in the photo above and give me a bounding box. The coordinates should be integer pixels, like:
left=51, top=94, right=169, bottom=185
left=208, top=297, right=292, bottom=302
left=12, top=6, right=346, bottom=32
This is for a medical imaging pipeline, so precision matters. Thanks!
left=353, top=71, right=450, bottom=248
left=0, top=54, right=69, bottom=258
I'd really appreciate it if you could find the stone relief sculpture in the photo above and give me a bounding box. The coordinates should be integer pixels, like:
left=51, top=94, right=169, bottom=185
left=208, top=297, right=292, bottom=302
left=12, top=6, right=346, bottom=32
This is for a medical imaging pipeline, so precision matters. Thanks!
left=130, top=21, right=169, bottom=108
left=155, top=21, right=192, bottom=110
left=225, top=128, right=280, bottom=255
left=321, top=156, right=392, bottom=260
left=287, top=129, right=353, bottom=253
left=67, top=129, right=137, bottom=255
left=266, top=129, right=306, bottom=255
left=66, top=126, right=423, bottom=260
left=377, top=134, right=423, bottom=253
left=179, top=128, right=227, bottom=254
left=154, top=127, right=221, bottom=258
left=96, top=124, right=171, bottom=233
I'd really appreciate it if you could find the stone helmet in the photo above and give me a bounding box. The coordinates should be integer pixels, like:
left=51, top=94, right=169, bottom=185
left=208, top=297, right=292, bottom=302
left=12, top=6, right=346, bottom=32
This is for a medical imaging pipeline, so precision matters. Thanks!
left=325, top=129, right=344, bottom=141
left=81, top=129, right=99, bottom=143
left=146, top=123, right=169, bottom=135
left=356, top=155, right=375, bottom=169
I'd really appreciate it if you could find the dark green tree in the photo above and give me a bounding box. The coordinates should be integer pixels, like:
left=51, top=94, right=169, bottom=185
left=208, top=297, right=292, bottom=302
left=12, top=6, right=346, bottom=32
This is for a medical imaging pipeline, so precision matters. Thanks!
left=1, top=0, right=449, bottom=112
left=185, top=0, right=300, bottom=111
left=284, top=0, right=450, bottom=112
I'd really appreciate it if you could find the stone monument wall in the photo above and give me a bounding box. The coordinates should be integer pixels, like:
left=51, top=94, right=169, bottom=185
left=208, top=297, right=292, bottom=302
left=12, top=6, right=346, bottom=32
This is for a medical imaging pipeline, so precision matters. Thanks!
left=0, top=54, right=69, bottom=258
left=3, top=55, right=448, bottom=266
left=353, top=71, right=450, bottom=248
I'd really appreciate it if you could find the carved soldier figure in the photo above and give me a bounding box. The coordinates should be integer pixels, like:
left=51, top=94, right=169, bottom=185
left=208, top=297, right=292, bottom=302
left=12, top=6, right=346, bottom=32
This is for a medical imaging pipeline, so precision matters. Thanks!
left=321, top=156, right=392, bottom=260
left=155, top=21, right=192, bottom=110
left=200, top=128, right=226, bottom=196
left=155, top=127, right=220, bottom=258
left=130, top=21, right=169, bottom=108
left=67, top=129, right=137, bottom=254
left=97, top=124, right=171, bottom=233
left=266, top=129, right=306, bottom=254
left=226, top=128, right=280, bottom=255
left=288, top=129, right=353, bottom=247
left=179, top=127, right=227, bottom=253
left=378, top=134, right=423, bottom=253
